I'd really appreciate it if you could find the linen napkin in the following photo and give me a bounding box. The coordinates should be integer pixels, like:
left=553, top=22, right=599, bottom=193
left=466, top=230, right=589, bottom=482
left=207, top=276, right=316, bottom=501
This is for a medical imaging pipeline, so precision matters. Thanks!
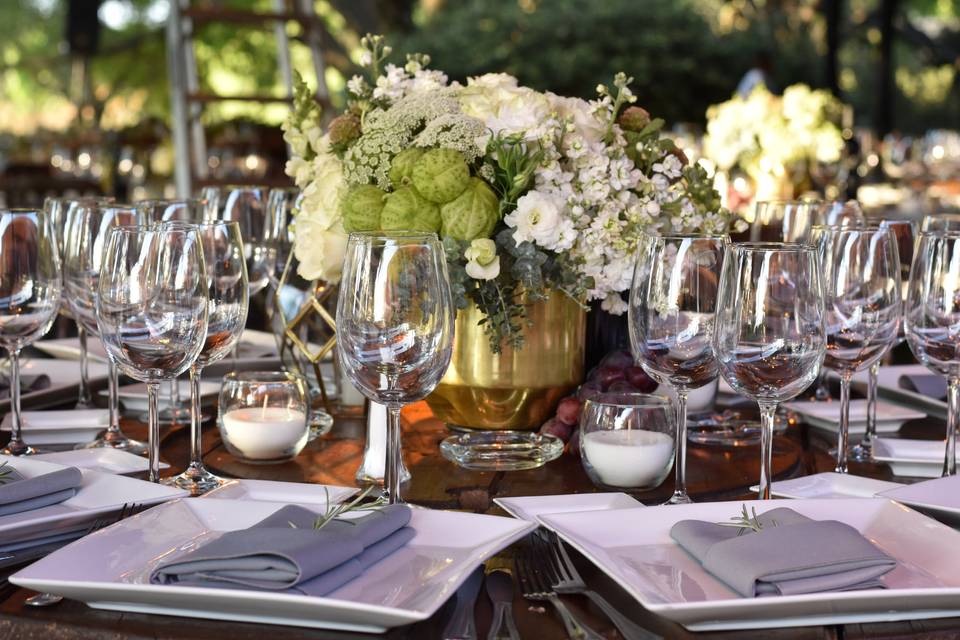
left=0, top=375, right=51, bottom=401
left=0, top=466, right=83, bottom=517
left=670, top=507, right=896, bottom=597
left=899, top=374, right=948, bottom=400
left=150, top=504, right=414, bottom=596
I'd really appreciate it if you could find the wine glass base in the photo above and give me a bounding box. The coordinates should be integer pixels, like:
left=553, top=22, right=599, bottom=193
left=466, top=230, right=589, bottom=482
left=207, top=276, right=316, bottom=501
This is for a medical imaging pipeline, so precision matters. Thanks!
left=79, top=432, right=148, bottom=456
left=308, top=410, right=334, bottom=441
left=144, top=407, right=207, bottom=426
left=663, top=491, right=693, bottom=505
left=848, top=442, right=873, bottom=462
left=0, top=443, right=35, bottom=456
left=74, top=399, right=96, bottom=410
left=163, top=467, right=226, bottom=497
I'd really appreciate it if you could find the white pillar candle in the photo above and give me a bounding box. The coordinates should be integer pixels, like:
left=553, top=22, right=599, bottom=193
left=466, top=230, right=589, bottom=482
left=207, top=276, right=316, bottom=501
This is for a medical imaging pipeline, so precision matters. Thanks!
left=583, top=429, right=674, bottom=488
left=221, top=407, right=308, bottom=460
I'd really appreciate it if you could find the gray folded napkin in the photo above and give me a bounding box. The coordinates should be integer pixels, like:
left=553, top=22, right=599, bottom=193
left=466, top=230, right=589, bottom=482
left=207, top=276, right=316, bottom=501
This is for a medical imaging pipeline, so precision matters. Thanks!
left=670, top=507, right=896, bottom=597
left=899, top=374, right=947, bottom=401
left=150, top=504, right=414, bottom=596
left=0, top=466, right=82, bottom=516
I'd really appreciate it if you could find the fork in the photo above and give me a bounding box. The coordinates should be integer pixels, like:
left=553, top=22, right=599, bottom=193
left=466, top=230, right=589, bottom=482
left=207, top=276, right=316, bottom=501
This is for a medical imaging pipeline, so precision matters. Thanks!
left=24, top=502, right=144, bottom=607
left=515, top=539, right=605, bottom=640
left=538, top=531, right=660, bottom=640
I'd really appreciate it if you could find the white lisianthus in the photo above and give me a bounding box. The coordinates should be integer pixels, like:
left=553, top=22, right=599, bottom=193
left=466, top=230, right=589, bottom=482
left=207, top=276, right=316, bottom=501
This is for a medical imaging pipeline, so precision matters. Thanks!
left=464, top=238, right=500, bottom=280
left=505, top=191, right=568, bottom=250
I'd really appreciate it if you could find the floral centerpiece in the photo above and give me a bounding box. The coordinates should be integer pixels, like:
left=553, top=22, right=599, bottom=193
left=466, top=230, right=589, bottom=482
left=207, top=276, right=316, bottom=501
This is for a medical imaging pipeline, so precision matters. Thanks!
left=282, top=35, right=742, bottom=360
left=703, top=84, right=845, bottom=208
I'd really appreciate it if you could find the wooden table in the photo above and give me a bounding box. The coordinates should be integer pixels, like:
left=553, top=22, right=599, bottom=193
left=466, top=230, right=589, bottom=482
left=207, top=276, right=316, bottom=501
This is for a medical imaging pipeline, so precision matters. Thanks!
left=1, top=398, right=958, bottom=639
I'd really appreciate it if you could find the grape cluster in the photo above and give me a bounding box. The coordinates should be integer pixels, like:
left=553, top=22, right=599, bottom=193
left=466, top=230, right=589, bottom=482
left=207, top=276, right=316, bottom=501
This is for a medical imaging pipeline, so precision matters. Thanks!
left=539, top=349, right=658, bottom=456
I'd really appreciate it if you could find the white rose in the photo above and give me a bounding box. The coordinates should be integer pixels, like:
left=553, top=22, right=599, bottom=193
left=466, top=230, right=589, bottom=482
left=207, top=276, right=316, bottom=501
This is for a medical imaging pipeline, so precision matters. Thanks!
left=505, top=191, right=567, bottom=250
left=298, top=151, right=345, bottom=230
left=466, top=73, right=519, bottom=91
left=464, top=238, right=501, bottom=280
left=294, top=218, right=348, bottom=283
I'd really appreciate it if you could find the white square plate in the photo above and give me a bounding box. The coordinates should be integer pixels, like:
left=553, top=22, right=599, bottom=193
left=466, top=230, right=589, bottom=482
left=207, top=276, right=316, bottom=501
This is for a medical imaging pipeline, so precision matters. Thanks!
left=851, top=364, right=947, bottom=419
left=783, top=399, right=924, bottom=435
left=31, top=448, right=169, bottom=475
left=202, top=479, right=357, bottom=509
left=749, top=472, right=904, bottom=499
left=0, top=409, right=109, bottom=446
left=0, top=359, right=110, bottom=413
left=494, top=492, right=641, bottom=526
left=540, top=498, right=960, bottom=631
left=106, top=381, right=221, bottom=412
left=10, top=499, right=535, bottom=632
left=0, top=455, right=186, bottom=550
left=878, top=475, right=960, bottom=525
left=872, top=438, right=956, bottom=478
left=37, top=329, right=279, bottom=363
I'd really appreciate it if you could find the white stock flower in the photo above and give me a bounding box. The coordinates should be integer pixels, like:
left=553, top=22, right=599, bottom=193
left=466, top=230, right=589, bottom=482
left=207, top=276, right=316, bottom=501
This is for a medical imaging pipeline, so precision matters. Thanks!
left=294, top=218, right=348, bottom=283
left=285, top=157, right=312, bottom=188
left=298, top=151, right=345, bottom=230
left=505, top=191, right=569, bottom=250
left=464, top=238, right=501, bottom=280
left=601, top=293, right=628, bottom=315
left=548, top=93, right=606, bottom=144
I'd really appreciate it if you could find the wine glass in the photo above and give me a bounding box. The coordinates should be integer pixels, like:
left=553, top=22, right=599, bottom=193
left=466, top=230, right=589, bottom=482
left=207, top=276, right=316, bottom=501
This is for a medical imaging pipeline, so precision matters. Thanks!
left=715, top=243, right=826, bottom=498
left=814, top=200, right=866, bottom=228
left=265, top=187, right=298, bottom=288
left=96, top=225, right=209, bottom=482
left=137, top=198, right=209, bottom=425
left=62, top=202, right=148, bottom=454
left=812, top=225, right=901, bottom=472
left=905, top=230, right=960, bottom=477
left=852, top=219, right=914, bottom=462
left=751, top=200, right=822, bottom=243
left=163, top=221, right=249, bottom=495
left=202, top=185, right=272, bottom=296
left=0, top=209, right=62, bottom=455
left=336, top=231, right=455, bottom=504
left=922, top=214, right=960, bottom=233
left=628, top=233, right=726, bottom=504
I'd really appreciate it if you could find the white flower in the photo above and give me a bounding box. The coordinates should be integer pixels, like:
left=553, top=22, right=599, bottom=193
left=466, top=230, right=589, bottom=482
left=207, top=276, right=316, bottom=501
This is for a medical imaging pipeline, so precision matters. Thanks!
left=465, top=73, right=519, bottom=90
left=358, top=50, right=373, bottom=66
left=297, top=150, right=345, bottom=231
left=601, top=293, right=628, bottom=315
left=464, top=238, right=501, bottom=280
left=505, top=191, right=569, bottom=250
left=372, top=64, right=410, bottom=101
left=294, top=219, right=348, bottom=283
left=548, top=93, right=606, bottom=144
left=347, top=75, right=366, bottom=96
left=285, top=157, right=312, bottom=188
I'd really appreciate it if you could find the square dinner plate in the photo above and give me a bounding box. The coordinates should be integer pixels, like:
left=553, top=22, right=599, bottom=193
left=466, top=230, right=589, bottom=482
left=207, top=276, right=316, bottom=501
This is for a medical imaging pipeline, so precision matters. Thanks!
left=872, top=437, right=957, bottom=478
left=0, top=359, right=110, bottom=414
left=851, top=364, right=947, bottom=419
left=0, top=409, right=109, bottom=446
left=749, top=472, right=904, bottom=499
left=783, top=399, right=924, bottom=435
left=11, top=499, right=535, bottom=632
left=30, top=448, right=170, bottom=475
left=0, top=455, right=186, bottom=550
left=201, top=479, right=358, bottom=509
left=494, top=492, right=641, bottom=526
left=540, top=498, right=960, bottom=631
left=878, top=475, right=960, bottom=526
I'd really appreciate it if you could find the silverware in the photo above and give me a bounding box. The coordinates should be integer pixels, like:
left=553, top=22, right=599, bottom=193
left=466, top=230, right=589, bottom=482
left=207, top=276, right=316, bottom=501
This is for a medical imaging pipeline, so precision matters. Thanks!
left=442, top=564, right=484, bottom=639
left=485, top=570, right=520, bottom=640
left=24, top=502, right=145, bottom=608
left=539, top=531, right=661, bottom=640
left=515, top=540, right=605, bottom=640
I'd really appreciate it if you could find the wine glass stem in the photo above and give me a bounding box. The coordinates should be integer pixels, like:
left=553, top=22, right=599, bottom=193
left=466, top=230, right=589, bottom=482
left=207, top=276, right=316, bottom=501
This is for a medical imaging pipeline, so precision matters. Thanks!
left=146, top=382, right=161, bottom=483
left=944, top=377, right=959, bottom=477
left=171, top=376, right=182, bottom=411
left=863, top=361, right=880, bottom=452
left=188, top=365, right=204, bottom=471
left=386, top=404, right=403, bottom=505
left=758, top=401, right=777, bottom=499
left=835, top=375, right=853, bottom=473
left=9, top=348, right=24, bottom=451
left=77, top=325, right=92, bottom=408
left=671, top=387, right=689, bottom=503
left=106, top=360, right=121, bottom=436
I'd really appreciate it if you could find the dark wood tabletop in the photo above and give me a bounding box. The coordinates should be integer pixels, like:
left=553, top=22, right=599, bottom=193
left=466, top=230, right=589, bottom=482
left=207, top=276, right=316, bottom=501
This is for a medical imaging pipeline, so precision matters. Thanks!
left=1, top=389, right=960, bottom=639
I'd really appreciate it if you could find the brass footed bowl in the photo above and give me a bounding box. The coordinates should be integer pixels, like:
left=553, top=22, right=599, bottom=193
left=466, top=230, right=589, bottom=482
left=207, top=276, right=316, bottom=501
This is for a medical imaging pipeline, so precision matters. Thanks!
left=426, top=294, right=585, bottom=430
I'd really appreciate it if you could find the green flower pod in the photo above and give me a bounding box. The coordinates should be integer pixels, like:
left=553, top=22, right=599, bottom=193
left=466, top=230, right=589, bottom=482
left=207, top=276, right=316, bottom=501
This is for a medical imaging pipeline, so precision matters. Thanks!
left=380, top=186, right=442, bottom=233
left=440, top=177, right=499, bottom=241
left=411, top=148, right=470, bottom=204
left=340, top=184, right=386, bottom=232
left=388, top=147, right=426, bottom=189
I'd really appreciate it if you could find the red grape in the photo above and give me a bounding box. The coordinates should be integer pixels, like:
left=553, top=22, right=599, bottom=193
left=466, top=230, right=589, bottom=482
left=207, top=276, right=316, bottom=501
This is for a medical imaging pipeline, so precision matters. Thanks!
left=593, top=365, right=626, bottom=390
left=555, top=397, right=582, bottom=426
left=600, top=349, right=634, bottom=371
left=626, top=366, right=658, bottom=392
left=567, top=428, right=581, bottom=457
left=577, top=380, right=603, bottom=401
left=606, top=380, right=635, bottom=392
left=540, top=417, right=573, bottom=443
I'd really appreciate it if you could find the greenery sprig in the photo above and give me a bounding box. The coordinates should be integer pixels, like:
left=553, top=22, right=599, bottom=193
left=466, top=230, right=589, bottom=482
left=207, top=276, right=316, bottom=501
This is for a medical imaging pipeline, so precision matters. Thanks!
left=717, top=504, right=778, bottom=536
left=306, top=485, right=387, bottom=532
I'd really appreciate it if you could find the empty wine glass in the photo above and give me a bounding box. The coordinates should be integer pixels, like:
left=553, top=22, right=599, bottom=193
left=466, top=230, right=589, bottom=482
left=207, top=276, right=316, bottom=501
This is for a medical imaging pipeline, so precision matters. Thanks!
left=852, top=219, right=914, bottom=462
left=715, top=243, right=826, bottom=499
left=922, top=214, right=960, bottom=233
left=138, top=198, right=209, bottom=426
left=265, top=187, right=298, bottom=288
left=812, top=225, right=901, bottom=473
left=202, top=185, right=272, bottom=296
left=336, top=232, right=455, bottom=504
left=905, top=230, right=960, bottom=477
left=163, top=221, right=248, bottom=495
left=814, top=200, right=866, bottom=228
left=0, top=209, right=62, bottom=455
left=628, top=233, right=726, bottom=504
left=751, top=200, right=822, bottom=243
left=96, top=225, right=209, bottom=482
left=63, top=202, right=147, bottom=454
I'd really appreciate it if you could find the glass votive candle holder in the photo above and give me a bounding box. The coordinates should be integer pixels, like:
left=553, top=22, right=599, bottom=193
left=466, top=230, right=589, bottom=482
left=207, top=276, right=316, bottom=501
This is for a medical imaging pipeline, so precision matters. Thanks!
left=218, top=371, right=310, bottom=464
left=580, top=392, right=676, bottom=490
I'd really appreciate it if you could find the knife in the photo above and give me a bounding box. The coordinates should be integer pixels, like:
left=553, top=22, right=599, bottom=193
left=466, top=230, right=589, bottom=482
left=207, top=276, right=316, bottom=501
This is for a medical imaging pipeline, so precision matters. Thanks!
left=442, top=565, right=484, bottom=640
left=485, top=570, right=520, bottom=640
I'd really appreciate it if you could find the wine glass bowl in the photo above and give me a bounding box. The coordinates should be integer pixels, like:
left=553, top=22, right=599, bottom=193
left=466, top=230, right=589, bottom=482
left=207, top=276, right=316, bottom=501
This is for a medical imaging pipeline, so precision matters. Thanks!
left=629, top=233, right=726, bottom=504
left=714, top=242, right=826, bottom=498
left=336, top=231, right=455, bottom=503
left=0, top=209, right=63, bottom=455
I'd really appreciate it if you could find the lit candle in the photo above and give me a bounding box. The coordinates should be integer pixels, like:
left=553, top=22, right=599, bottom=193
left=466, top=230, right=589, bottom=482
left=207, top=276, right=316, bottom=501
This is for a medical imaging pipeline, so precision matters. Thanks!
left=582, top=429, right=674, bottom=488
left=220, top=407, right=308, bottom=461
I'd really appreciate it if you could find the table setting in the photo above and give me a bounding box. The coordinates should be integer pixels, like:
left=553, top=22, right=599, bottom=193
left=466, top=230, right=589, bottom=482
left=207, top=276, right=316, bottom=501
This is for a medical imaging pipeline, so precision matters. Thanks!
left=4, top=35, right=960, bottom=640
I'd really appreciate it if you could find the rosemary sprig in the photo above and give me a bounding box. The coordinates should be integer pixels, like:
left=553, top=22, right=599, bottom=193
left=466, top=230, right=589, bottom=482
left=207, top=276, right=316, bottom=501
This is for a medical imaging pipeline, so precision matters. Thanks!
left=0, top=461, right=13, bottom=485
left=716, top=504, right=777, bottom=536
left=288, top=485, right=387, bottom=531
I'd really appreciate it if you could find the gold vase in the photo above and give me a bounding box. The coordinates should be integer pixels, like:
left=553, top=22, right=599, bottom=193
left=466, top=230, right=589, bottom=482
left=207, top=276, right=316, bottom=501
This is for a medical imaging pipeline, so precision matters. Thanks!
left=425, top=294, right=586, bottom=430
